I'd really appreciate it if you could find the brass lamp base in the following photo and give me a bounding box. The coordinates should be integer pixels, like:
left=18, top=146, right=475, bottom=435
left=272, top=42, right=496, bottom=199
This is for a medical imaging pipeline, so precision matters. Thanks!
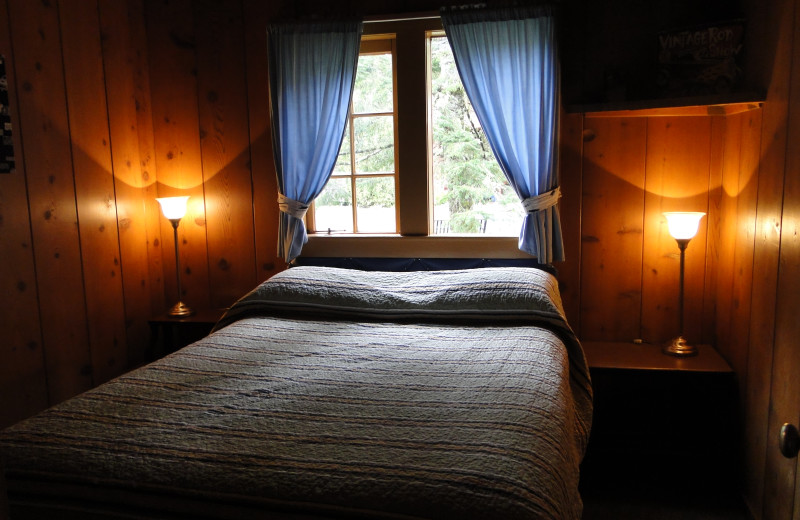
left=167, top=301, right=195, bottom=317
left=663, top=336, right=698, bottom=357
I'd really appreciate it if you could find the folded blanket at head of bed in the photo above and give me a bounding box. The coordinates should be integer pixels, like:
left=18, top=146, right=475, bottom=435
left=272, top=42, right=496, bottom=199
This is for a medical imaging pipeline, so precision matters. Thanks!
left=217, top=265, right=570, bottom=326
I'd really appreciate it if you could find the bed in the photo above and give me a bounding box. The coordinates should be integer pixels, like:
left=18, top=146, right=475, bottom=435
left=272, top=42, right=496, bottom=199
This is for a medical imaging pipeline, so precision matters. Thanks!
left=0, top=266, right=592, bottom=519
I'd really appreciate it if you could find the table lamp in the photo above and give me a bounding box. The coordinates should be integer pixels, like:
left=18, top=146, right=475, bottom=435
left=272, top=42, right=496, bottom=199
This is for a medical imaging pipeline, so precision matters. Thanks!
left=662, top=211, right=705, bottom=356
left=156, top=196, right=194, bottom=317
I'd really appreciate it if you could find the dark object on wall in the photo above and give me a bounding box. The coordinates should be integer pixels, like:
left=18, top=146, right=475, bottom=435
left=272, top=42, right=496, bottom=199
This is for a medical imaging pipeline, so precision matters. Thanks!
left=656, top=20, right=745, bottom=97
left=0, top=54, right=14, bottom=174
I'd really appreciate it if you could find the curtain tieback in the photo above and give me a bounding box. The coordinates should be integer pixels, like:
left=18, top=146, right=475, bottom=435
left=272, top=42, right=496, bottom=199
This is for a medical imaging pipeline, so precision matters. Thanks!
left=521, top=187, right=561, bottom=214
left=278, top=194, right=310, bottom=220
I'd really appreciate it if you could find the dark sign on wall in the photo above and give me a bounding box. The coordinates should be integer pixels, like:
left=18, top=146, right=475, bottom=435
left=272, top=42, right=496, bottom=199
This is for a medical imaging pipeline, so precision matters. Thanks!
left=656, top=20, right=745, bottom=97
left=0, top=54, right=14, bottom=174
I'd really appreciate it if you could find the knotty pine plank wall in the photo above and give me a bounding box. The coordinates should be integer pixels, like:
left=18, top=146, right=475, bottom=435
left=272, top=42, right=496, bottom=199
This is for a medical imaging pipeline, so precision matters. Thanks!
left=560, top=107, right=773, bottom=515
left=741, top=0, right=798, bottom=516
left=0, top=0, right=284, bottom=428
left=0, top=0, right=768, bottom=423
left=0, top=8, right=790, bottom=517
left=560, top=110, right=762, bottom=350
left=1, top=0, right=797, bottom=515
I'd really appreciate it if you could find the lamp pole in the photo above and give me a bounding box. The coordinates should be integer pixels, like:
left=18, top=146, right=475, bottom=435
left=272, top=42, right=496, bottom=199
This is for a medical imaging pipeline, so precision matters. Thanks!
left=156, top=196, right=194, bottom=317
left=662, top=211, right=704, bottom=357
left=170, top=219, right=186, bottom=313
left=676, top=238, right=689, bottom=341
left=663, top=236, right=695, bottom=356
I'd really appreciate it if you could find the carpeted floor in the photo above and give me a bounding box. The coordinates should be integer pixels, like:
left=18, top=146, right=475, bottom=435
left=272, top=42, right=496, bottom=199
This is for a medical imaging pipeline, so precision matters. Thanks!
left=579, top=460, right=751, bottom=520
left=582, top=492, right=751, bottom=519
left=579, top=450, right=751, bottom=519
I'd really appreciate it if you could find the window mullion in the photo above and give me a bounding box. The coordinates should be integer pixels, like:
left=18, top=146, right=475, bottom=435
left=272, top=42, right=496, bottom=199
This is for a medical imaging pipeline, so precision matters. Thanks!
left=352, top=111, right=393, bottom=118
left=395, top=28, right=430, bottom=236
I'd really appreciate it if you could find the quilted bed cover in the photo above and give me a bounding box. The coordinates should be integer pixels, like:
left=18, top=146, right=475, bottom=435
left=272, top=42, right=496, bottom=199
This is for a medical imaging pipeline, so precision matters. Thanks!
left=0, top=266, right=592, bottom=519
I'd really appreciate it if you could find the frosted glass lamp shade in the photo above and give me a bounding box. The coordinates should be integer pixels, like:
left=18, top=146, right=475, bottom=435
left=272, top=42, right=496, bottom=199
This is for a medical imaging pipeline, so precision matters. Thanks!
left=156, top=196, right=190, bottom=220
left=663, top=212, right=705, bottom=240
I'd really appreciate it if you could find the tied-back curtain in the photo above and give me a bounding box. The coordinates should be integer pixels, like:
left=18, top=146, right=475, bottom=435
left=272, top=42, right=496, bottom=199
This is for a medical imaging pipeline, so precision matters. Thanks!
left=268, top=21, right=362, bottom=262
left=441, top=5, right=564, bottom=263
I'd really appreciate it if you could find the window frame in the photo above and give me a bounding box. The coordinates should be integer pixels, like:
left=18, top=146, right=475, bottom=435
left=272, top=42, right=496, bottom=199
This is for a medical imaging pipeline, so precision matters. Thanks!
left=303, top=17, right=526, bottom=259
left=306, top=37, right=400, bottom=234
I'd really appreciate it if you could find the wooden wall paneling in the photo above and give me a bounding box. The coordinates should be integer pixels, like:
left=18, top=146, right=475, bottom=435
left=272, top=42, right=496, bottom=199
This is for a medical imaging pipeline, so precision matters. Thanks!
left=741, top=104, right=779, bottom=520
left=641, top=116, right=712, bottom=345
left=145, top=0, right=210, bottom=312
left=723, top=109, right=764, bottom=498
left=579, top=117, right=646, bottom=341
left=764, top=0, right=800, bottom=516
left=556, top=112, right=583, bottom=333
left=715, top=113, right=743, bottom=365
left=745, top=0, right=794, bottom=515
left=700, top=115, right=726, bottom=347
left=750, top=117, right=789, bottom=518
left=194, top=0, right=257, bottom=308
left=243, top=0, right=282, bottom=281
left=58, top=0, right=128, bottom=385
left=6, top=0, right=93, bottom=403
left=0, top=0, right=48, bottom=428
left=98, top=0, right=163, bottom=366
left=768, top=91, right=800, bottom=520
left=728, top=110, right=763, bottom=390
left=128, top=0, right=164, bottom=318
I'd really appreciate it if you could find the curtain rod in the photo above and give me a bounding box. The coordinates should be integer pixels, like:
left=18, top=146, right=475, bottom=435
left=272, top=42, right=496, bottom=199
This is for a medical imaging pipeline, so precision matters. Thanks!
left=363, top=11, right=440, bottom=23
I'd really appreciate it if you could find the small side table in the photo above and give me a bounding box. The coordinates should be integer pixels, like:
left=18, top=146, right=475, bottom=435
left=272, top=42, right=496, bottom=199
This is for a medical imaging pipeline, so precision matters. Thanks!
left=148, top=308, right=226, bottom=361
left=581, top=340, right=733, bottom=372
left=579, top=340, right=738, bottom=500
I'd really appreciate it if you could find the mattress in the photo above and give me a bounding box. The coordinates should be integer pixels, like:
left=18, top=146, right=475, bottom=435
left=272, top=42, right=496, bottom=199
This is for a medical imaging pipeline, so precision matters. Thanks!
left=0, top=266, right=592, bottom=519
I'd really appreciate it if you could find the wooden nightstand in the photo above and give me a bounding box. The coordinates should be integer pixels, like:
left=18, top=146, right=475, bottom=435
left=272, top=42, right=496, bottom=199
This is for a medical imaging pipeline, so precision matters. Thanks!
left=579, top=340, right=738, bottom=500
left=581, top=340, right=733, bottom=373
left=148, top=308, right=226, bottom=360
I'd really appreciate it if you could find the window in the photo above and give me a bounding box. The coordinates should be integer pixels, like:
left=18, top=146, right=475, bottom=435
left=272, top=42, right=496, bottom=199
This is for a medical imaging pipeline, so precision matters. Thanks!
left=428, top=34, right=524, bottom=236
left=310, top=38, right=398, bottom=234
left=305, top=18, right=525, bottom=258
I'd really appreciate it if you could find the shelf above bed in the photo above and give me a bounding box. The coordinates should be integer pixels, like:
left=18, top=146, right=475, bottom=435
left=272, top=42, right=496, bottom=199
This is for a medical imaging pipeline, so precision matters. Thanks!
left=566, top=91, right=764, bottom=117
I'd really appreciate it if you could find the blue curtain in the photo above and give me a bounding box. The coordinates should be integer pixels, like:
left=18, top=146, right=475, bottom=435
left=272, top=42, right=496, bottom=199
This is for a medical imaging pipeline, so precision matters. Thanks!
left=441, top=5, right=564, bottom=263
left=268, top=21, right=362, bottom=262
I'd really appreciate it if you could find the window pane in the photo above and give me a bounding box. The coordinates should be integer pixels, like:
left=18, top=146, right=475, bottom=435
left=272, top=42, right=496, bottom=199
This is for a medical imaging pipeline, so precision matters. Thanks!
left=429, top=37, right=523, bottom=236
left=314, top=177, right=353, bottom=233
left=352, top=53, right=393, bottom=114
left=355, top=177, right=396, bottom=233
left=311, top=42, right=398, bottom=235
left=332, top=127, right=351, bottom=175
left=354, top=116, right=394, bottom=173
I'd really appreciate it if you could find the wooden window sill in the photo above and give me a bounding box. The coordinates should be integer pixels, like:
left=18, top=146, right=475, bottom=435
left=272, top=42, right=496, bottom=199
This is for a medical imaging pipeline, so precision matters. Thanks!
left=303, top=234, right=530, bottom=258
